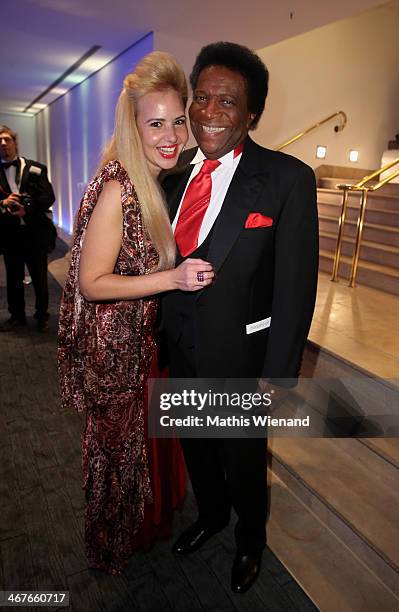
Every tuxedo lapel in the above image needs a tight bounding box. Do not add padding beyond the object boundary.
[167,166,192,222]
[164,140,269,272]
[19,158,29,192]
[0,157,27,195]
[0,166,11,196]
[207,138,270,273]
[164,147,199,221]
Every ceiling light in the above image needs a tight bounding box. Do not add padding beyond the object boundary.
[23,45,101,113]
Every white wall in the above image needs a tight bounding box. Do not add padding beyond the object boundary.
[255,4,399,170]
[36,33,154,234]
[0,112,37,160]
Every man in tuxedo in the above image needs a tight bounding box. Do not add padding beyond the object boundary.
[162,42,318,593]
[0,125,56,332]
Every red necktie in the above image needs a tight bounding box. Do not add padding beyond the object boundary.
[174,158,221,257]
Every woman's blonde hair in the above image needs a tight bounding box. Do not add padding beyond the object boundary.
[99,51,188,270]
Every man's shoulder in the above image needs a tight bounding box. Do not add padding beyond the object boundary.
[23,158,48,173]
[159,147,196,188]
[178,147,197,166]
[162,147,196,176]
[245,138,313,177]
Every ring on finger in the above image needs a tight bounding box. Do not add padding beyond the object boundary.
[197,271,204,282]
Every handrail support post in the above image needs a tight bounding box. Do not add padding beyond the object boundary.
[331,186,349,282]
[349,188,368,288]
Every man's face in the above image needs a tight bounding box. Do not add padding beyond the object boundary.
[0,132,17,161]
[189,65,255,160]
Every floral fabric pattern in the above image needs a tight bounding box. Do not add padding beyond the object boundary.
[58,160,158,574]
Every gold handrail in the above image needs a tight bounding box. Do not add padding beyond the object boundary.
[356,156,399,188]
[276,111,347,151]
[331,157,399,287]
[372,167,399,191]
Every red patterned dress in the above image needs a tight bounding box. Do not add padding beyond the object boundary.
[58,160,186,574]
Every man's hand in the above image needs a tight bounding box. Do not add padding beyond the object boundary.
[1,193,20,208]
[2,194,26,217]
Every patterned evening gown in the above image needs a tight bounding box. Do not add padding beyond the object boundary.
[58,160,186,575]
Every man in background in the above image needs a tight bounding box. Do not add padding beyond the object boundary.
[0,124,56,332]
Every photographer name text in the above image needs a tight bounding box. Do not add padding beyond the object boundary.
[159,415,310,428]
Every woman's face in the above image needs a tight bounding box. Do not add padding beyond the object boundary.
[136,88,188,176]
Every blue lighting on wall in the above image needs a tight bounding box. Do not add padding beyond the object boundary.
[43,32,154,237]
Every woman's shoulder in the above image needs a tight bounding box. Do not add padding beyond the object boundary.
[100,159,129,183]
[81,160,136,215]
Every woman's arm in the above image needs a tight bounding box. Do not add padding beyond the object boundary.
[79,180,213,301]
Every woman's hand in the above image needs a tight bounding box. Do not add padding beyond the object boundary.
[79,182,214,301]
[171,258,214,291]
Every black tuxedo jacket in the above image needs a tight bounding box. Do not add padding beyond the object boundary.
[162,137,319,381]
[0,157,56,251]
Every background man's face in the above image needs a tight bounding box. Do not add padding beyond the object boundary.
[189,65,255,160]
[0,132,17,161]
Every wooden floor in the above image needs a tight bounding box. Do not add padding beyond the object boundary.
[0,241,318,612]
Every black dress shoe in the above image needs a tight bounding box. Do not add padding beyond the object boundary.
[231,551,262,594]
[172,521,224,555]
[0,317,27,332]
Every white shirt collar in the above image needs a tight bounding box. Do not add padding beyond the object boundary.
[190,147,240,168]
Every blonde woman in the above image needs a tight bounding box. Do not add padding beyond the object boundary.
[58,52,214,575]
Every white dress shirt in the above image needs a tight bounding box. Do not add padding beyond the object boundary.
[1,157,26,221]
[172,147,242,247]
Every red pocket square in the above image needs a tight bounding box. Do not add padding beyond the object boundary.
[245,212,273,229]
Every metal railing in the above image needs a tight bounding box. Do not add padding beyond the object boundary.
[276,111,347,151]
[331,156,399,287]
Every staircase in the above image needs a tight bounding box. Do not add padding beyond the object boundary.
[267,344,399,612]
[317,175,399,295]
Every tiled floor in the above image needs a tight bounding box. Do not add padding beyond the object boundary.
[310,272,399,381]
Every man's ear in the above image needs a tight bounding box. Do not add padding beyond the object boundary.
[247,113,256,129]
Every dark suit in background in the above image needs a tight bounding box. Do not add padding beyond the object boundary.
[0,158,56,324]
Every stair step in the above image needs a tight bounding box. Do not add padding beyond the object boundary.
[268,470,399,611]
[319,216,399,248]
[360,439,399,469]
[317,201,399,227]
[317,198,399,214]
[307,306,399,382]
[319,251,399,295]
[272,437,399,571]
[319,231,399,268]
[269,438,399,593]
[317,180,399,293]
[317,187,399,212]
[268,346,399,606]
[319,215,399,234]
[320,230,399,254]
[320,249,399,277]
